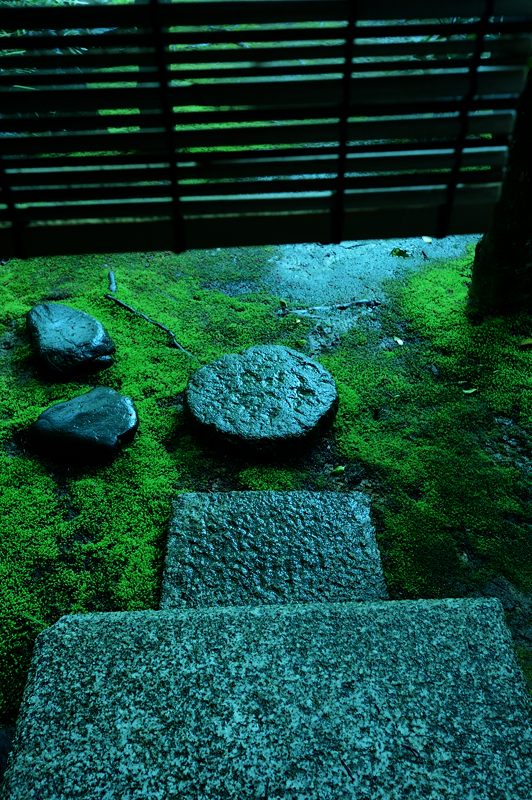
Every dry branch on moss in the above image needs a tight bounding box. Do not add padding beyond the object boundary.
[104,293,196,359]
[277,298,382,317]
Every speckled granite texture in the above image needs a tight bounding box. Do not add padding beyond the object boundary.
[161,491,387,607]
[2,599,530,800]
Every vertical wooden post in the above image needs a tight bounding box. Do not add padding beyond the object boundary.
[329,1,358,244]
[437,0,495,238]
[468,68,532,316]
[149,0,186,253]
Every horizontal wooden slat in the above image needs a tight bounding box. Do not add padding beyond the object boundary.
[2,141,508,180]
[5,165,172,189]
[3,96,516,147]
[0,197,499,258]
[181,68,528,108]
[3,96,514,170]
[150,148,511,181]
[2,35,531,72]
[4,53,530,90]
[1,68,526,115]
[4,19,532,54]
[4,162,504,194]
[0,116,510,155]
[1,131,169,157]
[0,112,162,134]
[1,1,530,30]
[8,169,504,206]
[5,181,501,224]
[0,111,517,145]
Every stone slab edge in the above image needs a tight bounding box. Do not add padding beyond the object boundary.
[2,599,531,800]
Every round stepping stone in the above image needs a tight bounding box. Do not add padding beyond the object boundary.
[185,344,338,448]
[31,387,138,460]
[27,303,115,374]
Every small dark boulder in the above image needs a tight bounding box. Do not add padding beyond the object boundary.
[27,303,115,374]
[185,344,338,450]
[31,387,138,460]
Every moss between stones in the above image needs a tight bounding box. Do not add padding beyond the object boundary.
[0,248,313,720]
[238,465,306,491]
[0,245,530,720]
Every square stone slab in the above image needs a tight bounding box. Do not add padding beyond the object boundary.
[3,600,530,800]
[161,491,387,608]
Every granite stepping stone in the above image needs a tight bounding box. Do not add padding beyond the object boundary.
[31,387,138,459]
[27,302,115,374]
[184,345,338,449]
[2,599,530,800]
[162,491,387,608]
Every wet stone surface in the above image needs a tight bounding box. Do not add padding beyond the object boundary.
[3,599,531,800]
[31,387,138,460]
[162,491,388,608]
[27,303,115,375]
[185,345,338,449]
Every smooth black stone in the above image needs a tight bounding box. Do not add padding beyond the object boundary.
[27,303,115,375]
[185,345,338,449]
[31,387,138,460]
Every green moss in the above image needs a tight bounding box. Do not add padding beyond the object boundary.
[238,465,306,491]
[0,246,307,720]
[321,250,531,599]
[515,646,532,698]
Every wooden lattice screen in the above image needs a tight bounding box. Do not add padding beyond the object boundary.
[1,0,531,257]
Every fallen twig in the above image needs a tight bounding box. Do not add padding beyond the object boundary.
[104,294,196,359]
[278,298,382,316]
[403,744,422,761]
[339,756,355,783]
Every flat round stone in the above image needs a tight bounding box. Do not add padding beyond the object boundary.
[31,387,138,460]
[185,345,338,447]
[27,303,115,375]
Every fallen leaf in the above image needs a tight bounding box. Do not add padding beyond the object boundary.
[422,235,433,244]
[393,337,404,346]
[331,465,346,475]
[462,388,478,394]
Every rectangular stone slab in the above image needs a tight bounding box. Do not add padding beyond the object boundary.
[3,599,531,800]
[161,491,387,608]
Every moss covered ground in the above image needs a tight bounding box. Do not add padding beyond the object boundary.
[0,244,530,722]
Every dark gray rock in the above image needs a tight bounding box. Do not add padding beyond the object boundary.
[31,387,138,459]
[27,303,115,374]
[185,345,338,448]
